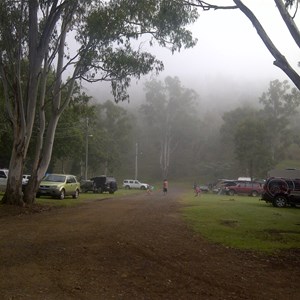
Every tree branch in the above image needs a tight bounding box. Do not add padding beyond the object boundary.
[275,0,300,48]
[180,0,237,10]
[233,0,300,90]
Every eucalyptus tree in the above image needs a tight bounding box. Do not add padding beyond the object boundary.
[221,79,300,177]
[183,0,300,90]
[220,106,259,177]
[259,79,300,161]
[221,106,259,148]
[50,90,92,174]
[234,118,272,179]
[0,0,198,205]
[140,76,200,178]
[87,100,134,176]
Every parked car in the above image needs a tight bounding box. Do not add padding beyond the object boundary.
[0,169,8,192]
[212,180,237,194]
[80,180,94,193]
[123,179,149,190]
[225,181,263,197]
[37,174,80,200]
[199,185,209,192]
[261,177,300,207]
[89,176,118,194]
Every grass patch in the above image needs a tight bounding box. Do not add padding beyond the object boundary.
[0,188,144,209]
[181,191,300,252]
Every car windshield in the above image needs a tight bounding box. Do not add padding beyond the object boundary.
[43,174,66,182]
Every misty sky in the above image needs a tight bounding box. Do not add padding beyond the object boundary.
[88,1,300,110]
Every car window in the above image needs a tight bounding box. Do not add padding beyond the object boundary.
[0,171,7,178]
[44,174,66,182]
[67,176,76,183]
[294,180,300,190]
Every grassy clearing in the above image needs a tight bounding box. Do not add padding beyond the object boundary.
[36,188,145,207]
[0,188,144,209]
[181,191,300,253]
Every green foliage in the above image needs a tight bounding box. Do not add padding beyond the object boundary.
[182,192,300,252]
[74,0,198,102]
[140,76,201,178]
[234,118,273,178]
[220,106,261,177]
[274,159,300,170]
[87,100,134,176]
[221,106,258,145]
[260,79,300,161]
[220,79,300,179]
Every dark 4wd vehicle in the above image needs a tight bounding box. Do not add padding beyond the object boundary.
[81,176,117,194]
[225,181,263,197]
[261,177,300,207]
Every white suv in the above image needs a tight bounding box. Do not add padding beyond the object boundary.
[0,169,8,192]
[123,179,149,190]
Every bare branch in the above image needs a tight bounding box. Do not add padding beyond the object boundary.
[180,0,237,10]
[275,0,300,48]
[233,0,300,90]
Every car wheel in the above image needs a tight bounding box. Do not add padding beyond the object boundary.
[59,189,65,200]
[273,195,287,208]
[228,190,235,196]
[36,193,41,198]
[140,186,146,190]
[72,189,79,199]
[125,185,130,189]
[251,190,258,197]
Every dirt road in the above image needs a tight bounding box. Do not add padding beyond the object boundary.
[0,187,299,299]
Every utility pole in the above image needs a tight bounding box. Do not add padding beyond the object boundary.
[85,118,89,180]
[135,142,138,180]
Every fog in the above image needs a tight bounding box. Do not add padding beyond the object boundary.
[86,1,299,113]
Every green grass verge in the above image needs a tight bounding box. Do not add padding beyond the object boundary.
[0,188,144,209]
[181,191,300,253]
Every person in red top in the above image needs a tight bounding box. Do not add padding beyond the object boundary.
[163,179,168,195]
[194,185,201,197]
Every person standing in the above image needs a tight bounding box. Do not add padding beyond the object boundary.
[163,179,168,195]
[194,185,201,197]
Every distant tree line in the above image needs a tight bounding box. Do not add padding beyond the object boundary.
[1,76,300,185]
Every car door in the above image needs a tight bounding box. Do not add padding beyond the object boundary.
[131,180,138,189]
[243,182,253,194]
[65,176,76,195]
[291,180,300,203]
[235,182,246,194]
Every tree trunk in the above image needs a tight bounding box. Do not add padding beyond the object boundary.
[23,115,60,204]
[1,138,25,206]
[23,12,76,204]
[160,133,171,179]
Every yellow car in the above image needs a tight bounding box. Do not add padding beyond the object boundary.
[37,174,80,200]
